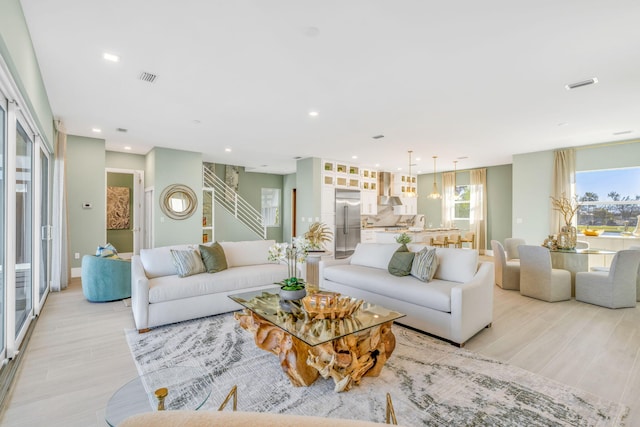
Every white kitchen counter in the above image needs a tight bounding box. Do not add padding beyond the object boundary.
[365,228,460,244]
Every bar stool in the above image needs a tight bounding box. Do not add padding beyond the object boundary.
[459,232,475,249]
[448,233,462,248]
[430,235,448,247]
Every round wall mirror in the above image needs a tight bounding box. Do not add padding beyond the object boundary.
[160,184,198,220]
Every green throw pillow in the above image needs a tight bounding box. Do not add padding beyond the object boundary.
[199,243,228,273]
[410,247,438,282]
[388,244,414,277]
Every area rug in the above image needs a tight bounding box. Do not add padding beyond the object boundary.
[125,313,628,426]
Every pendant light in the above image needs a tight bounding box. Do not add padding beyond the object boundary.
[428,156,442,199]
[404,150,417,198]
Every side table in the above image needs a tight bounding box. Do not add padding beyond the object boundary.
[105,366,213,426]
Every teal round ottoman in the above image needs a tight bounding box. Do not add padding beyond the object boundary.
[81,255,132,302]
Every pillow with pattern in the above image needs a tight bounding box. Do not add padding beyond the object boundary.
[170,249,206,278]
[411,246,438,282]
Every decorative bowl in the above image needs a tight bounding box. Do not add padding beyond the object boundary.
[582,229,604,236]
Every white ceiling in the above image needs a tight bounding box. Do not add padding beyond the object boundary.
[19,0,640,175]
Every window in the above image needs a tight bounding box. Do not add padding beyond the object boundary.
[576,168,640,234]
[261,188,280,227]
[454,185,470,220]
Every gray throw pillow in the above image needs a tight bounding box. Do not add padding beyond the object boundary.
[410,247,438,282]
[170,249,206,278]
[388,244,414,277]
[199,243,228,273]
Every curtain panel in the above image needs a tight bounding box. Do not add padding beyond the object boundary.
[51,123,70,291]
[470,168,487,254]
[442,171,456,227]
[552,149,576,232]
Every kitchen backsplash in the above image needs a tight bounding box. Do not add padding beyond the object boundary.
[362,205,415,227]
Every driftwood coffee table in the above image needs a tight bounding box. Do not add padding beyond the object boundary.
[229,289,405,392]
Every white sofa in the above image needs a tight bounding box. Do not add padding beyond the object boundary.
[320,243,494,346]
[131,240,288,331]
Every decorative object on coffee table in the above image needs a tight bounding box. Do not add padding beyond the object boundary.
[268,237,311,298]
[301,292,363,321]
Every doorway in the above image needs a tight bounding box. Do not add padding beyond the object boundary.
[105,168,144,256]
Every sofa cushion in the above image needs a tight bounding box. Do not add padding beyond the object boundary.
[199,243,228,273]
[433,248,478,283]
[170,249,206,278]
[219,240,275,267]
[148,264,288,303]
[140,244,193,278]
[411,246,438,282]
[350,243,401,270]
[323,264,454,312]
[388,245,414,277]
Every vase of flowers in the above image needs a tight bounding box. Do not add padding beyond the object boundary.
[268,237,311,300]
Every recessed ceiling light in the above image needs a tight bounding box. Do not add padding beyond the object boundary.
[103,52,120,62]
[565,77,598,90]
[309,111,319,117]
[375,163,380,167]
[225,148,232,152]
[92,128,101,133]
[416,157,421,161]
[124,146,132,151]
[397,167,402,171]
[352,155,358,159]
[457,156,469,160]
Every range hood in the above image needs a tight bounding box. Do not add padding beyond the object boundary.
[377,172,402,206]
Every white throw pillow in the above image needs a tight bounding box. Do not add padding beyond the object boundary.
[434,248,478,283]
[219,240,275,267]
[410,247,438,282]
[350,243,402,270]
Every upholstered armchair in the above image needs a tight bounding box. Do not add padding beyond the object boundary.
[590,245,640,301]
[518,245,571,302]
[504,238,526,261]
[576,250,640,308]
[490,240,520,290]
[81,255,131,302]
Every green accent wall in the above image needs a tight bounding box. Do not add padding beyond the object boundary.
[106,151,146,171]
[486,164,513,251]
[66,135,106,268]
[0,0,54,148]
[295,158,322,237]
[106,172,134,253]
[150,147,202,247]
[417,172,444,227]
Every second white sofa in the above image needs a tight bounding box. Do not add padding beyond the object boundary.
[131,240,288,331]
[320,243,494,346]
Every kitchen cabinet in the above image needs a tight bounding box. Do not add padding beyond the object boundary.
[392,173,417,197]
[393,196,417,215]
[360,192,378,215]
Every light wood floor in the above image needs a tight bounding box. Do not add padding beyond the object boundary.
[1,275,639,427]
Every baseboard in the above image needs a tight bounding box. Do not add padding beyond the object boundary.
[71,267,81,278]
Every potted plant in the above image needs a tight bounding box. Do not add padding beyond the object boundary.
[268,236,310,300]
[395,232,412,245]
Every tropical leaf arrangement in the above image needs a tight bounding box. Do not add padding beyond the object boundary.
[304,222,333,250]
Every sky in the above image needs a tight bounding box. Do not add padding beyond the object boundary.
[576,168,640,201]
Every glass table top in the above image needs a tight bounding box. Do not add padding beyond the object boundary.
[105,366,213,427]
[549,248,616,254]
[229,287,405,347]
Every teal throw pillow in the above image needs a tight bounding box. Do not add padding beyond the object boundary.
[170,249,206,278]
[410,247,438,282]
[388,244,414,277]
[199,243,228,273]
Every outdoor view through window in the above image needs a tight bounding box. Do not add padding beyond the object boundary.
[576,167,640,234]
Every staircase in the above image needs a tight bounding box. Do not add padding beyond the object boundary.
[202,166,266,239]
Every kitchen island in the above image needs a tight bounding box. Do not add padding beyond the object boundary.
[363,227,461,244]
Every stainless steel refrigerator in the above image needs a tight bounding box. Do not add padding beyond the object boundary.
[335,189,361,259]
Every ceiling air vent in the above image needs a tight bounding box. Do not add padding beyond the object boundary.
[565,78,598,90]
[372,134,384,139]
[139,71,158,83]
[116,128,128,133]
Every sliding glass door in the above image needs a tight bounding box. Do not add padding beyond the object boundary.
[0,95,6,359]
[38,146,51,308]
[15,121,33,338]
